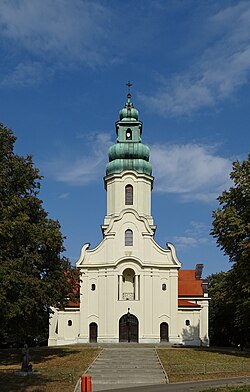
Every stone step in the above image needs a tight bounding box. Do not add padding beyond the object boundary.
[84,347,167,388]
[88,373,165,379]
[89,361,163,368]
[93,359,158,364]
[95,356,157,361]
[96,352,157,356]
[101,350,156,352]
[88,369,164,375]
[96,356,157,358]
[92,379,166,384]
[87,377,166,384]
[91,375,165,381]
[89,364,161,369]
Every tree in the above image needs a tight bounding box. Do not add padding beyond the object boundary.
[211,155,250,346]
[208,272,236,346]
[0,124,78,344]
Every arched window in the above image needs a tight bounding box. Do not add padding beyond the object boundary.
[91,284,96,291]
[68,320,72,326]
[126,128,132,140]
[162,283,167,291]
[186,320,190,326]
[125,229,133,246]
[125,185,133,205]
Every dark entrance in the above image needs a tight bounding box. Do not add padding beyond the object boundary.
[160,322,169,342]
[119,312,138,342]
[89,322,98,343]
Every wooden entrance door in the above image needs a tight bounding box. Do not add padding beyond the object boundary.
[89,322,98,343]
[160,322,169,342]
[119,314,138,342]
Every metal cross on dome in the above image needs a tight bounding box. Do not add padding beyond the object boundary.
[126,81,132,93]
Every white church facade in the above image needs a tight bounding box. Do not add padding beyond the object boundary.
[48,91,209,346]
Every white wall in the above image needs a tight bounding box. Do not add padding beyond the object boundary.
[48,170,209,347]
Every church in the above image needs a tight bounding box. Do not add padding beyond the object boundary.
[48,90,209,346]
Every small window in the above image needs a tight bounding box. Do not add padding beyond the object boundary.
[68,320,72,326]
[126,128,132,140]
[125,229,133,246]
[125,185,133,205]
[91,284,96,291]
[185,320,190,326]
[162,283,166,291]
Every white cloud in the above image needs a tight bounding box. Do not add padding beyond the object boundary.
[151,143,232,201]
[48,138,232,199]
[0,0,114,78]
[1,61,54,87]
[172,236,209,249]
[186,221,209,236]
[58,192,70,200]
[47,138,233,204]
[45,132,112,186]
[139,1,250,116]
[172,221,210,249]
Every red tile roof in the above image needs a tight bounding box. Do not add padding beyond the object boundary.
[65,300,80,308]
[178,299,201,308]
[178,270,204,297]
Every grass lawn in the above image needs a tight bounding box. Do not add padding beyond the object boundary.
[157,347,250,383]
[0,345,101,392]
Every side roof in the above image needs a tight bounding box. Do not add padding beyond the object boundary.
[178,270,204,297]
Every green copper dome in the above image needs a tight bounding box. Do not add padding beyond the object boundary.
[106,92,152,177]
[106,159,152,176]
[108,143,150,161]
[119,93,139,121]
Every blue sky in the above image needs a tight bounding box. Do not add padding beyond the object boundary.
[0,0,249,277]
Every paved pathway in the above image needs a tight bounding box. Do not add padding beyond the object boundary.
[92,376,250,392]
[84,347,167,391]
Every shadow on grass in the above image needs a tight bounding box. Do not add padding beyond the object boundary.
[0,370,51,392]
[193,347,250,359]
[0,345,100,392]
[0,346,86,366]
[0,371,77,392]
[0,366,78,392]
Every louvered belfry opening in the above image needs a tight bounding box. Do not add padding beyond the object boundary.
[125,185,133,205]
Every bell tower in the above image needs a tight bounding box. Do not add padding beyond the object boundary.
[103,85,155,231]
[49,84,209,348]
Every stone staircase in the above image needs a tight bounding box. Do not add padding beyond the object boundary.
[84,347,167,391]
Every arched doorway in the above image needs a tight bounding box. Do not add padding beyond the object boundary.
[160,322,169,342]
[119,313,138,342]
[89,322,98,343]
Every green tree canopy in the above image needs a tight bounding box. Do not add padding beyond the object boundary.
[0,124,78,344]
[211,155,250,346]
[208,272,235,346]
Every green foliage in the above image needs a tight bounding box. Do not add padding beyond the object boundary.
[208,272,235,346]
[211,155,250,346]
[212,156,250,266]
[0,124,78,344]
